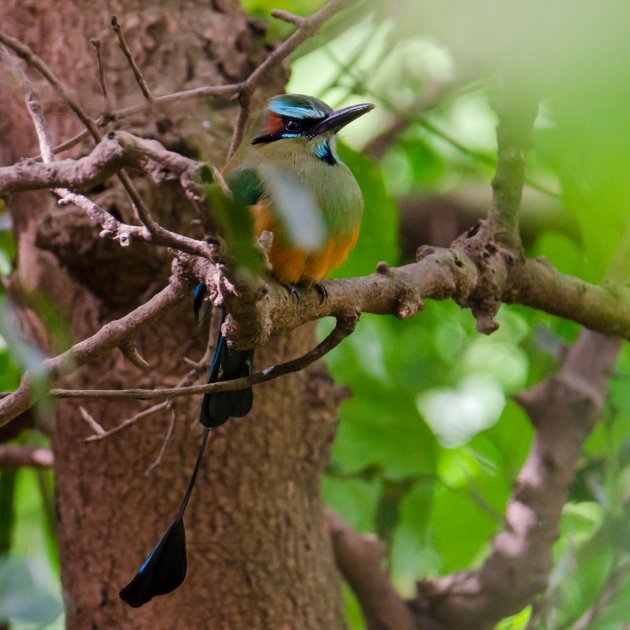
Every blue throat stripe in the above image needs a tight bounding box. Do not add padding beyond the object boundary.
[316,138,339,165]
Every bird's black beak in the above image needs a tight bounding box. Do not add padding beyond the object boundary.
[314,103,374,135]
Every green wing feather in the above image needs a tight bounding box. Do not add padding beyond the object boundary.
[224,166,265,207]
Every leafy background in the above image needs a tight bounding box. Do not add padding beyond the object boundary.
[3,0,630,628]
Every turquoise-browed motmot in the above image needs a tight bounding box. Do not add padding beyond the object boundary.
[120,94,374,607]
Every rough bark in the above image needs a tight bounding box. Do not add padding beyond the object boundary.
[1,1,346,627]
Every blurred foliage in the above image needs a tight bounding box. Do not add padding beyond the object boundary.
[2,0,630,628]
[284,0,630,628]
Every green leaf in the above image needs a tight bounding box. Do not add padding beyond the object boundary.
[321,476,382,533]
[390,479,436,589]
[428,485,497,574]
[203,184,263,274]
[258,163,326,252]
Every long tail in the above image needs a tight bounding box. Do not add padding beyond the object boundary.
[119,428,210,607]
[120,285,254,607]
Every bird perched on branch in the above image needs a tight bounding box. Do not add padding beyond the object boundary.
[120,93,374,607]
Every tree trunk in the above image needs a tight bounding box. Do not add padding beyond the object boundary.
[1,1,346,627]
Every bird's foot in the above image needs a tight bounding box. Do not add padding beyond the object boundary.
[313,282,328,304]
[283,283,300,302]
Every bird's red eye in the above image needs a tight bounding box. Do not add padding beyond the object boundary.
[284,119,301,133]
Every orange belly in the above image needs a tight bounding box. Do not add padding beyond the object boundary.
[252,202,359,285]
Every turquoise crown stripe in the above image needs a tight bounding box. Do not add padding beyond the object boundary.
[268,94,332,120]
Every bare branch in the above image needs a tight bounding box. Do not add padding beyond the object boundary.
[52,313,359,402]
[417,330,622,629]
[0,131,201,194]
[79,406,105,436]
[271,9,306,26]
[0,276,189,428]
[86,401,169,442]
[226,92,252,161]
[111,16,154,102]
[0,445,54,468]
[486,80,539,248]
[145,406,176,474]
[0,130,213,257]
[90,38,113,116]
[0,43,54,162]
[327,510,415,630]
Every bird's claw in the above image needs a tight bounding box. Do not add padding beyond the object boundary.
[283,283,300,302]
[314,282,328,304]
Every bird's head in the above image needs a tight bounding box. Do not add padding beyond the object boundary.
[251,94,374,163]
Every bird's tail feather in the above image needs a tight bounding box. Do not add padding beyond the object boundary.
[120,286,254,607]
[119,428,209,607]
[199,310,253,428]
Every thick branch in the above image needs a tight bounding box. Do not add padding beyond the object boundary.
[417,329,622,628]
[327,510,415,630]
[213,244,630,349]
[0,131,212,257]
[0,130,200,194]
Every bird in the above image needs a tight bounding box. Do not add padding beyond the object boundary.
[120,94,374,607]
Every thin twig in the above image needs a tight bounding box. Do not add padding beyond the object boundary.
[0,278,188,428]
[83,335,212,443]
[82,347,209,443]
[145,406,176,474]
[90,38,113,115]
[25,0,360,161]
[111,16,154,102]
[226,92,252,160]
[56,313,358,402]
[487,79,540,248]
[79,406,106,435]
[86,401,169,442]
[271,9,306,26]
[0,32,100,141]
[0,445,54,468]
[0,44,54,162]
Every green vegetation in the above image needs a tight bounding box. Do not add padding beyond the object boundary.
[3,0,630,627]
